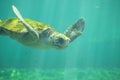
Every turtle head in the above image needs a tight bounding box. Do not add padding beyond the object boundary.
[49,33,70,49]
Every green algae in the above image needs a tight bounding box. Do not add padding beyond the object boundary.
[0,68,120,80]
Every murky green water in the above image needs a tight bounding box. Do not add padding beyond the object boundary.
[0,0,120,80]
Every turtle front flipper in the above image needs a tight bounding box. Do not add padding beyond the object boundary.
[64,18,85,43]
[12,5,39,40]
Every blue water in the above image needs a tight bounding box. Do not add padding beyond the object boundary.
[0,0,120,80]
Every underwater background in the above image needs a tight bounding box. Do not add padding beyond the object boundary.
[0,0,120,80]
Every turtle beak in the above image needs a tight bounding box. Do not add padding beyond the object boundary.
[64,38,70,46]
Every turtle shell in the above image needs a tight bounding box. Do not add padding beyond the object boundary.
[0,18,53,33]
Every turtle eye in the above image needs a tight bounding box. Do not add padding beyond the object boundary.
[58,37,64,44]
[54,37,64,45]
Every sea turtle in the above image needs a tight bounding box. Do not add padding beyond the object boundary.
[0,5,85,49]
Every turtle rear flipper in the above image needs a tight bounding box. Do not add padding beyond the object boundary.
[0,27,7,35]
[0,20,8,35]
[64,18,85,42]
[12,5,39,40]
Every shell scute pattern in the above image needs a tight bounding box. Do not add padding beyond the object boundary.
[0,18,53,33]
